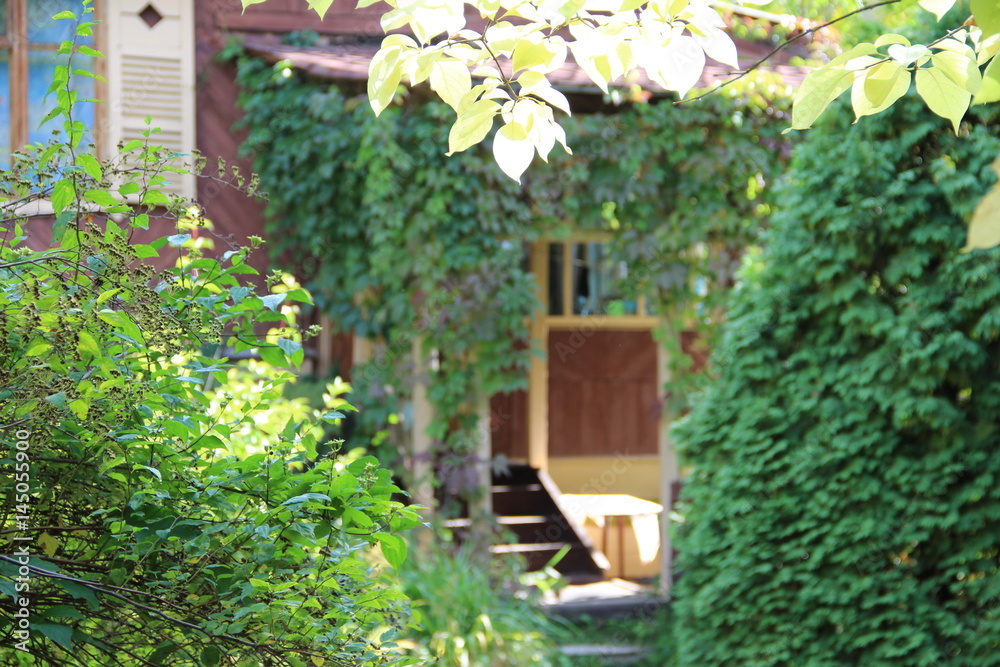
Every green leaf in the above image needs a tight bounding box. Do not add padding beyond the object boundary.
[34,622,74,650]
[343,507,373,529]
[68,399,89,419]
[375,532,407,570]
[915,66,971,132]
[973,0,1000,37]
[276,337,302,358]
[930,44,981,93]
[77,44,104,58]
[513,37,561,74]
[142,189,171,205]
[447,98,499,155]
[84,189,118,207]
[46,391,68,409]
[258,345,287,367]
[77,330,100,357]
[77,153,102,180]
[200,645,222,667]
[260,293,286,311]
[282,493,331,506]
[51,179,75,212]
[26,340,52,357]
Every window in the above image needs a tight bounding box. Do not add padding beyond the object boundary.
[0,0,97,160]
[546,241,649,317]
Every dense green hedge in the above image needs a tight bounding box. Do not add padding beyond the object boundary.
[672,96,1000,665]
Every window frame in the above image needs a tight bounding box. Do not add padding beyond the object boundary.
[0,0,105,161]
[539,237,659,329]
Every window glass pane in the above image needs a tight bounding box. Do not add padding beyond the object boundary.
[28,0,89,44]
[547,243,564,316]
[571,243,637,316]
[0,50,9,159]
[0,1,8,37]
[28,50,93,148]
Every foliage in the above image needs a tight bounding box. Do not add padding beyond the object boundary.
[394,533,569,666]
[0,8,418,666]
[238,0,1000,182]
[672,93,1000,665]
[232,48,792,480]
[205,358,355,459]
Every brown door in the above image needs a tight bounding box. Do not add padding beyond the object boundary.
[547,330,659,457]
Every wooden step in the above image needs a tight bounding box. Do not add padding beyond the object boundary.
[492,487,559,516]
[490,542,570,554]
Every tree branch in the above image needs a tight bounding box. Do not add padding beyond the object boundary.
[681,0,904,104]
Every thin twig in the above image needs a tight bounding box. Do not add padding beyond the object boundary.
[681,0,904,104]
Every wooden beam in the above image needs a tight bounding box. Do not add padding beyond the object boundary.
[528,242,549,471]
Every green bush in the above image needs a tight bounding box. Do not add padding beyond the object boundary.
[0,8,417,665]
[672,95,1000,665]
[396,534,569,666]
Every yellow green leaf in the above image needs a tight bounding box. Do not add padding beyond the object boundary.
[39,533,59,558]
[792,65,855,130]
[918,0,958,20]
[306,0,334,18]
[367,46,406,116]
[26,340,52,357]
[68,399,89,419]
[930,44,981,93]
[861,60,907,111]
[429,59,472,111]
[965,157,1000,251]
[447,98,499,155]
[915,66,971,133]
[875,33,910,48]
[973,55,1000,104]
[78,330,100,357]
[493,122,534,182]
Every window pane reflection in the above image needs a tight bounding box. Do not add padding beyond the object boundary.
[28,51,93,148]
[572,243,636,316]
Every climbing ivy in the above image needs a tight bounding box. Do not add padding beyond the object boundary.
[232,43,793,496]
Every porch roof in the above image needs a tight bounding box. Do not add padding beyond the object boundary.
[241,38,810,94]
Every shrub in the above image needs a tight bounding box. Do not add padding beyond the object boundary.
[396,534,569,666]
[0,8,417,665]
[672,95,1000,665]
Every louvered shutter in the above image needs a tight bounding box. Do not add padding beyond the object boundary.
[105,0,195,199]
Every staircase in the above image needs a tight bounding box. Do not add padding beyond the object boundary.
[447,464,609,582]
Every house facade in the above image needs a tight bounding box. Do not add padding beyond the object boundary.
[8,0,807,587]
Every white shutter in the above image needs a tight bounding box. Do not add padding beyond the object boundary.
[105,0,196,199]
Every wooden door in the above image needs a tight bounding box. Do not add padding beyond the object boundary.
[547,330,659,457]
